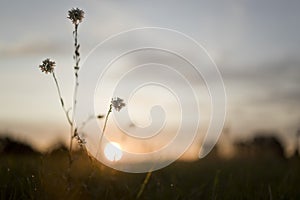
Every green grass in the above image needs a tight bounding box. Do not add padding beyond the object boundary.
[1,149,300,200]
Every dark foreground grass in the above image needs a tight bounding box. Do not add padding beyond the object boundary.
[1,149,300,200]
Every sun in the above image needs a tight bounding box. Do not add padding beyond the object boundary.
[104,142,123,162]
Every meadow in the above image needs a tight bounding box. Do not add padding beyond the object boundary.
[1,4,300,200]
[1,138,300,200]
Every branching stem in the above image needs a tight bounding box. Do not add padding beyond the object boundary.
[52,72,72,126]
[70,23,80,156]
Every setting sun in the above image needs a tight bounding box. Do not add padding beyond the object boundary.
[104,142,123,162]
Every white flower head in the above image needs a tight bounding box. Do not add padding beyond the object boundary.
[68,8,85,25]
[111,97,126,112]
[39,58,56,74]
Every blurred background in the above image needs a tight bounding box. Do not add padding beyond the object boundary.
[0,1,300,157]
[1,1,300,199]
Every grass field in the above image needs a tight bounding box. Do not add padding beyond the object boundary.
[1,145,300,200]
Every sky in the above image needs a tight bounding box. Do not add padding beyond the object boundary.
[0,1,300,157]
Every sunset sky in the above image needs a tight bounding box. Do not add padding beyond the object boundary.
[0,1,299,156]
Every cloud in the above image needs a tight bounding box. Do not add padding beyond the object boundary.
[0,40,67,58]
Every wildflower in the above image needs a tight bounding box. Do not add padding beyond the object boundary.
[39,58,56,74]
[68,8,84,25]
[111,97,126,112]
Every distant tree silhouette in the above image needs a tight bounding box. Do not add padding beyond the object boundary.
[293,129,300,157]
[0,136,39,155]
[234,133,285,159]
[47,142,69,155]
[252,135,285,158]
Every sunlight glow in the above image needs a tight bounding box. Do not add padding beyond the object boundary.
[104,142,123,162]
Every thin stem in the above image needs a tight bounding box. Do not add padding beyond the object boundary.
[52,72,73,165]
[66,23,80,189]
[100,104,112,144]
[136,171,152,199]
[70,23,80,153]
[96,104,112,158]
[52,73,72,126]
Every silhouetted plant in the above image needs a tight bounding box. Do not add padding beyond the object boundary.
[38,8,126,164]
[38,8,86,164]
[37,7,131,195]
[68,8,85,156]
[96,98,126,157]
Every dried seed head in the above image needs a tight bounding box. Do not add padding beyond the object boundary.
[111,97,126,112]
[39,58,56,74]
[68,8,84,25]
